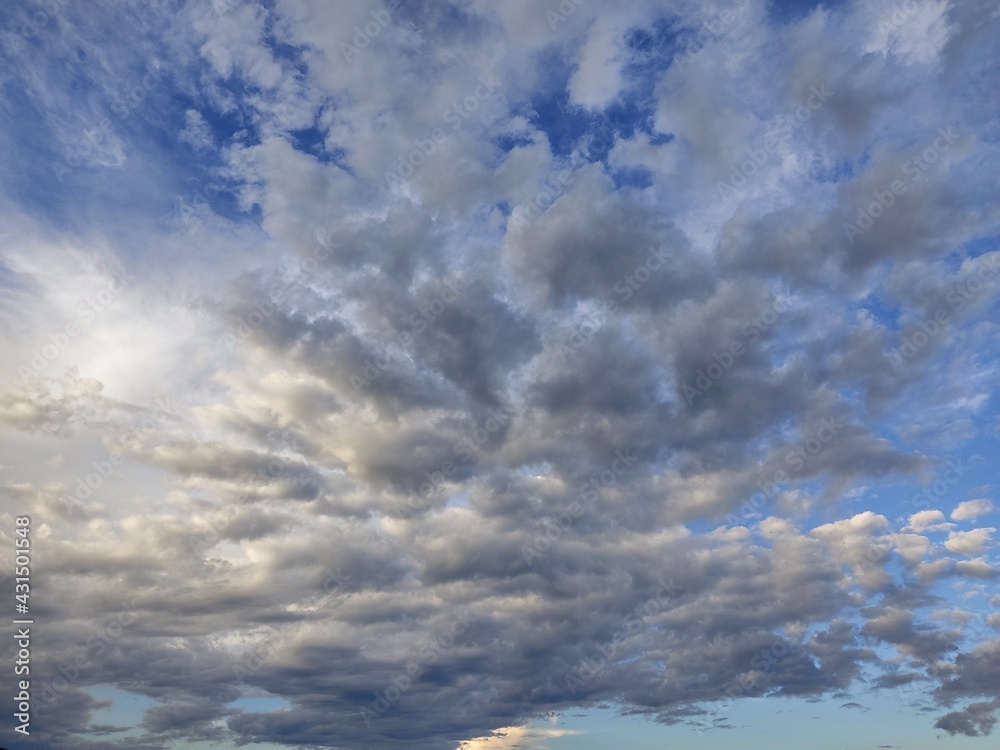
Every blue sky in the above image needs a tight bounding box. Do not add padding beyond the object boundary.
[0,1,999,749]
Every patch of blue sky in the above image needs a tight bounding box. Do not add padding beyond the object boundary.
[610,165,655,190]
[859,291,901,331]
[229,695,294,713]
[961,234,1000,263]
[492,132,536,153]
[80,684,156,738]
[766,0,852,25]
[527,18,681,164]
[808,157,855,183]
[621,17,679,74]
[287,124,352,170]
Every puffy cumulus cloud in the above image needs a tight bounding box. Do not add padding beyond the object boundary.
[952,498,996,521]
[907,509,949,531]
[811,512,892,593]
[934,641,1000,736]
[954,558,1000,580]
[935,699,1000,737]
[1,0,1000,748]
[945,528,996,555]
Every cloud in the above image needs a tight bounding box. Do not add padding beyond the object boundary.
[945,528,995,555]
[458,726,584,750]
[1,0,999,748]
[906,509,952,532]
[952,498,996,521]
[935,699,1000,737]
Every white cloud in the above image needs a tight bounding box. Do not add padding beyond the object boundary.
[907,509,953,532]
[179,109,214,151]
[953,498,996,521]
[945,528,996,555]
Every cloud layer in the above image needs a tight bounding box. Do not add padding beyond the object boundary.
[0,0,999,748]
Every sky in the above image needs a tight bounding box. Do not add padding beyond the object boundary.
[0,0,999,748]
